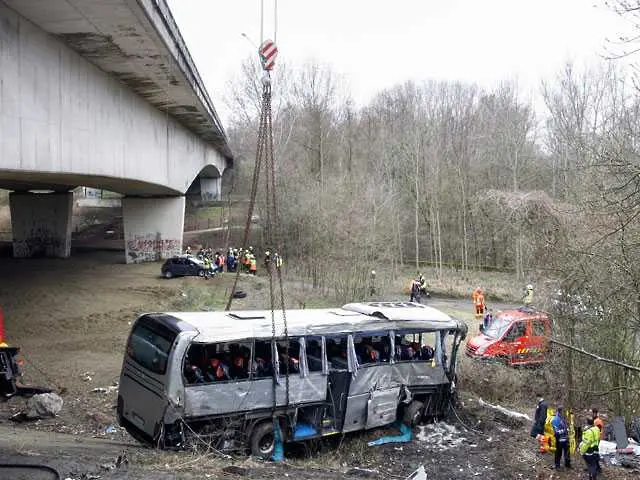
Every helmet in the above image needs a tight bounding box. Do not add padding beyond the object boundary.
[371,270,376,275]
[527,284,533,290]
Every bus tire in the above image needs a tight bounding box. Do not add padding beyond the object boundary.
[250,421,275,460]
[403,400,424,427]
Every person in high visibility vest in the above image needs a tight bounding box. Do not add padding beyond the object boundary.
[244,252,251,273]
[474,289,486,317]
[250,254,257,275]
[580,417,601,479]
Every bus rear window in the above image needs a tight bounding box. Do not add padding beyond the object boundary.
[127,320,176,375]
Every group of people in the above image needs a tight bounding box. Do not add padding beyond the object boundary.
[184,341,300,384]
[183,245,284,277]
[472,284,535,328]
[532,397,605,478]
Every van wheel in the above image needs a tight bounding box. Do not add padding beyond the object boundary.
[403,400,424,427]
[250,421,275,460]
[164,271,173,279]
[198,269,205,277]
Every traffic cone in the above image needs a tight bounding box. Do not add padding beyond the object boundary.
[0,306,6,347]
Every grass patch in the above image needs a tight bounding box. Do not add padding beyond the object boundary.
[393,265,524,303]
[168,272,342,312]
[187,206,224,221]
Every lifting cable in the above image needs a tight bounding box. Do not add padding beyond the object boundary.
[224,37,289,412]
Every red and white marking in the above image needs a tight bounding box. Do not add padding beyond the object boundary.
[259,39,278,71]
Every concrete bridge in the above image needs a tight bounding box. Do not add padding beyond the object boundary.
[0,0,233,262]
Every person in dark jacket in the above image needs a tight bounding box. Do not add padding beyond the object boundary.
[531,397,548,437]
[551,405,571,469]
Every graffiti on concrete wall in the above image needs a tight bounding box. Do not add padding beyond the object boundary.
[126,233,181,264]
[13,228,70,258]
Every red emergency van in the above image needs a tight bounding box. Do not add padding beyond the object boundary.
[465,307,551,366]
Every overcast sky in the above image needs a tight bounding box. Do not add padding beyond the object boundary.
[167,0,631,126]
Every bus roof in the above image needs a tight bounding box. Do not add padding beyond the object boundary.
[148,302,465,343]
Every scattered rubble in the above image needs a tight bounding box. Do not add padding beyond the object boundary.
[416,422,467,451]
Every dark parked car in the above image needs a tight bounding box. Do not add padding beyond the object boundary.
[161,255,209,279]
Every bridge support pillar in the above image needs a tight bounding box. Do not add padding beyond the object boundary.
[9,192,73,258]
[200,177,221,202]
[122,196,185,264]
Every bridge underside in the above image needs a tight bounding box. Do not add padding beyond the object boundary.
[2,169,219,263]
[0,170,180,196]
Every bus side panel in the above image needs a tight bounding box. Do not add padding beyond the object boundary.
[392,362,448,386]
[276,374,327,406]
[184,375,327,417]
[348,365,396,395]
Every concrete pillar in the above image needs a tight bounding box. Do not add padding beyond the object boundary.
[9,192,73,258]
[200,177,221,202]
[122,196,185,264]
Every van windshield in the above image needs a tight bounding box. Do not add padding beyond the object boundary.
[483,316,511,339]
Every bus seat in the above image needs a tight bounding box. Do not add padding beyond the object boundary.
[329,357,348,370]
[307,355,323,372]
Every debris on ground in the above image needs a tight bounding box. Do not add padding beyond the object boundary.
[26,392,63,419]
[367,422,412,446]
[100,449,129,471]
[406,465,427,480]
[345,467,378,477]
[416,422,467,451]
[91,385,117,394]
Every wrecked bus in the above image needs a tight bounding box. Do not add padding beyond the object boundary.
[117,302,467,458]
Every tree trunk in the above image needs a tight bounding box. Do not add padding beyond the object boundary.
[414,148,420,272]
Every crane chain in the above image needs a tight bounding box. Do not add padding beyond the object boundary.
[262,77,290,411]
[224,72,290,413]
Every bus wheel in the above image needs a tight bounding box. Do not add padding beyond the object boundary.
[250,421,275,460]
[403,400,424,427]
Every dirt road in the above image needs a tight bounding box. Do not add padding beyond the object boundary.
[0,251,625,479]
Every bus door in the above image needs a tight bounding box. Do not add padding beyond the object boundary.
[343,333,400,432]
[325,335,352,431]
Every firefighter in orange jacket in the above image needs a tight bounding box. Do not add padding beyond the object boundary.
[472,287,485,316]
